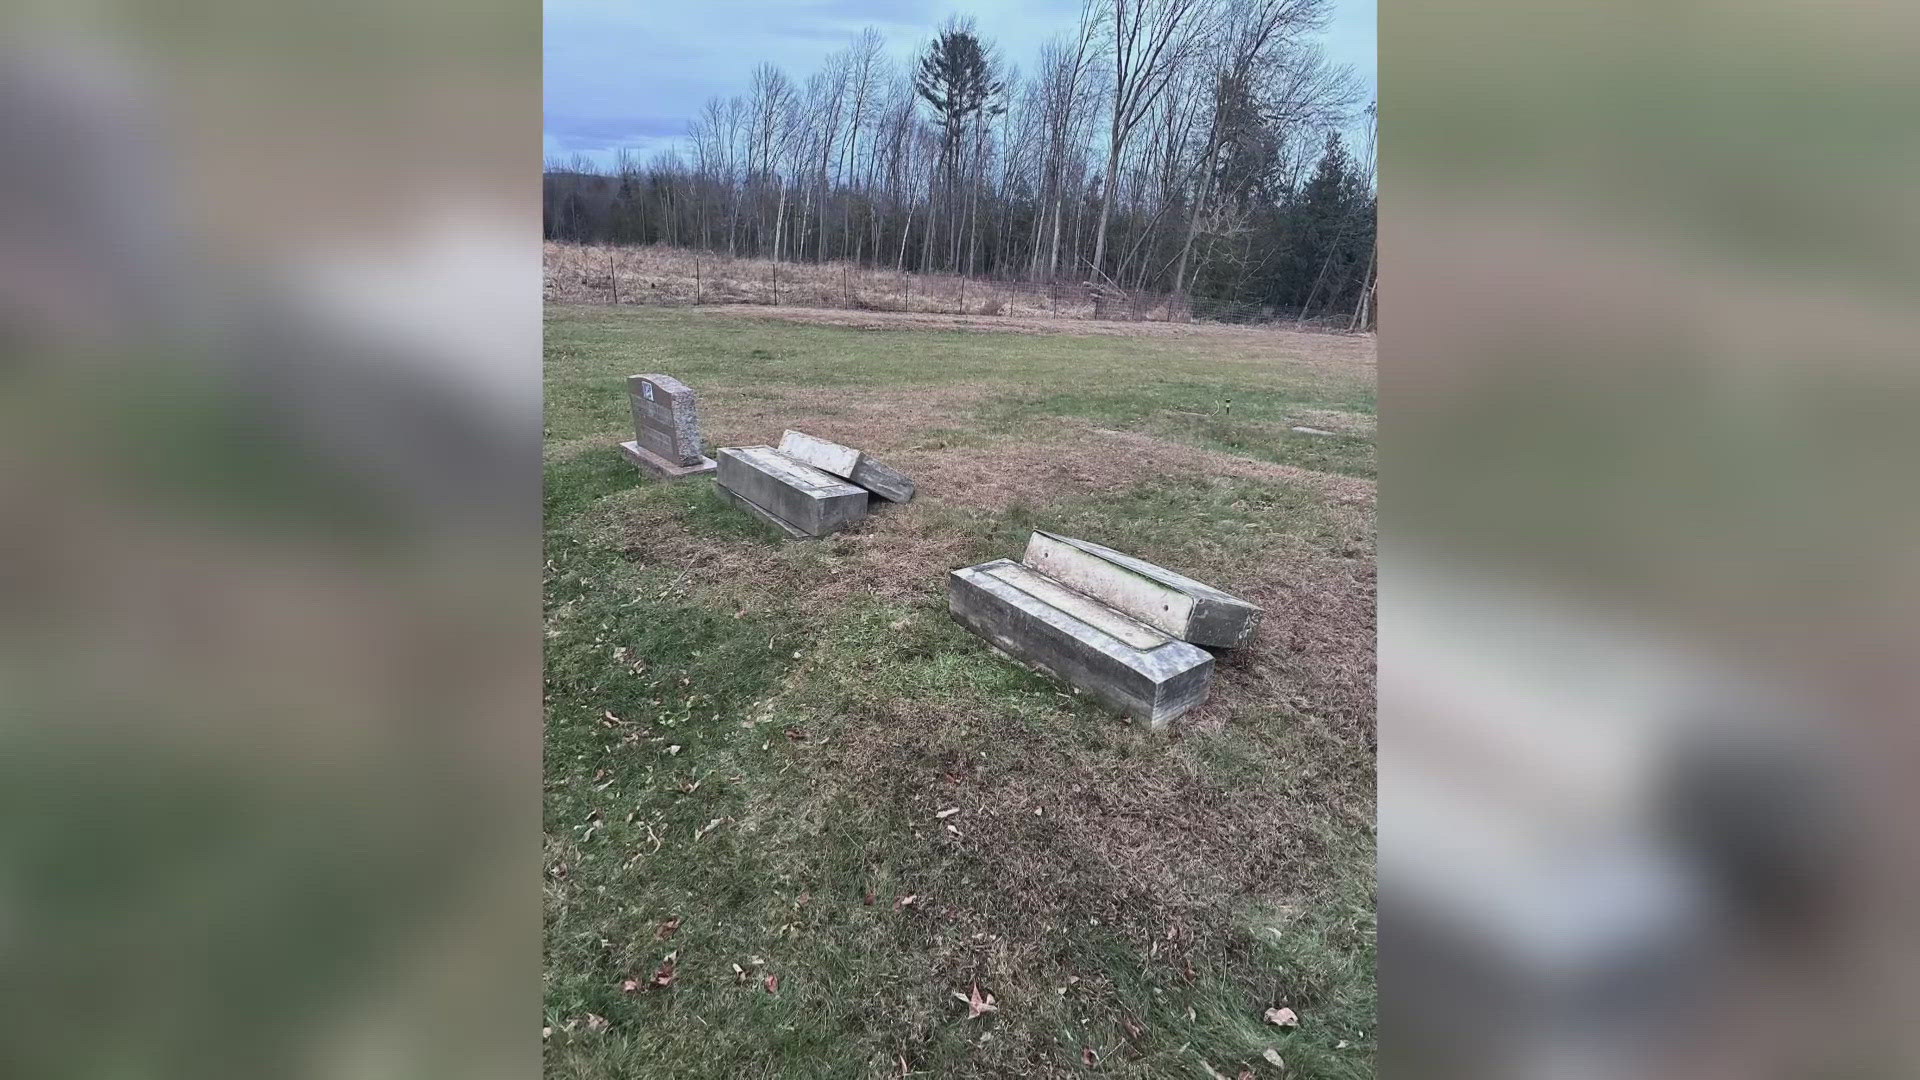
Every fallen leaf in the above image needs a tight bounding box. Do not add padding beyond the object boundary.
[784,727,807,741]
[795,891,811,907]
[649,952,677,988]
[694,817,725,841]
[1122,1014,1144,1040]
[894,894,918,910]
[897,1053,909,1076]
[1335,1041,1348,1050]
[666,744,682,756]
[951,982,999,1018]
[549,862,568,880]
[1082,1047,1098,1066]
[934,807,961,819]
[619,978,640,993]
[541,1026,552,1040]
[583,1013,609,1033]
[1263,1007,1298,1028]
[1237,1071,1255,1080]
[763,973,780,993]
[1263,1048,1285,1068]
[864,888,877,906]
[655,916,682,940]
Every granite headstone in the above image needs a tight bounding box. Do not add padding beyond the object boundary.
[620,374,717,478]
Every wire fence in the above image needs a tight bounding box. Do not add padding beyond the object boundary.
[546,244,1373,333]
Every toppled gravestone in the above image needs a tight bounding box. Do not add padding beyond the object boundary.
[620,374,717,478]
[777,430,915,504]
[947,532,1263,728]
[1022,530,1262,647]
[713,445,868,538]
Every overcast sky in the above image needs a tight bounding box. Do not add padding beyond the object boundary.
[544,0,1375,169]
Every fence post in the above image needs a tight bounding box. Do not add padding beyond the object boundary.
[694,258,700,305]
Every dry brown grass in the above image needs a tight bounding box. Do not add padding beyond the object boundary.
[544,241,1288,329]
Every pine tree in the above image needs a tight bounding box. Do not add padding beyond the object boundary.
[914,18,1003,271]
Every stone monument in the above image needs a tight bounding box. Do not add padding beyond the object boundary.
[777,429,915,503]
[947,531,1264,728]
[713,446,868,538]
[620,374,717,478]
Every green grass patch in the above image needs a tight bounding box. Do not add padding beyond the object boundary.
[546,306,1374,1078]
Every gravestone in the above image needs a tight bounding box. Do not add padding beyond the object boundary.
[948,559,1213,728]
[620,374,717,478]
[777,429,916,503]
[1022,531,1263,647]
[714,446,868,538]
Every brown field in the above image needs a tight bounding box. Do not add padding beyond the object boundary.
[544,241,1291,326]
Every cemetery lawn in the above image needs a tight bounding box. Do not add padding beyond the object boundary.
[544,305,1376,1079]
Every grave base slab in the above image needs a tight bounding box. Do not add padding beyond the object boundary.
[715,446,868,537]
[712,484,814,540]
[621,440,717,478]
[948,559,1212,728]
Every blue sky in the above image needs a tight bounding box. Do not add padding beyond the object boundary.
[544,0,1375,168]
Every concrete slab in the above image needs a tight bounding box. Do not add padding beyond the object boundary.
[847,457,915,503]
[776,429,916,503]
[715,446,868,537]
[949,559,1212,728]
[711,483,812,539]
[1022,531,1263,648]
[777,430,861,477]
[619,440,716,479]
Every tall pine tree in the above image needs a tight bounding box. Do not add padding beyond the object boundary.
[914,18,1003,272]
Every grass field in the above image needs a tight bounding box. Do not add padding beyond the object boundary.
[543,304,1377,1079]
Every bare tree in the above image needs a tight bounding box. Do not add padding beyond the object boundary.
[1089,0,1217,280]
[1173,0,1339,292]
[545,8,1369,318]
[840,28,887,262]
[747,63,793,257]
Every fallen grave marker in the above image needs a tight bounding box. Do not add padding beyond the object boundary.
[714,445,868,538]
[947,531,1264,727]
[778,429,915,503]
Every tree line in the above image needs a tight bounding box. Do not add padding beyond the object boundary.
[544,0,1375,321]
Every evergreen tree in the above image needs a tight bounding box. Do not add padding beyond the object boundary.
[914,18,1003,270]
[1277,132,1372,315]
